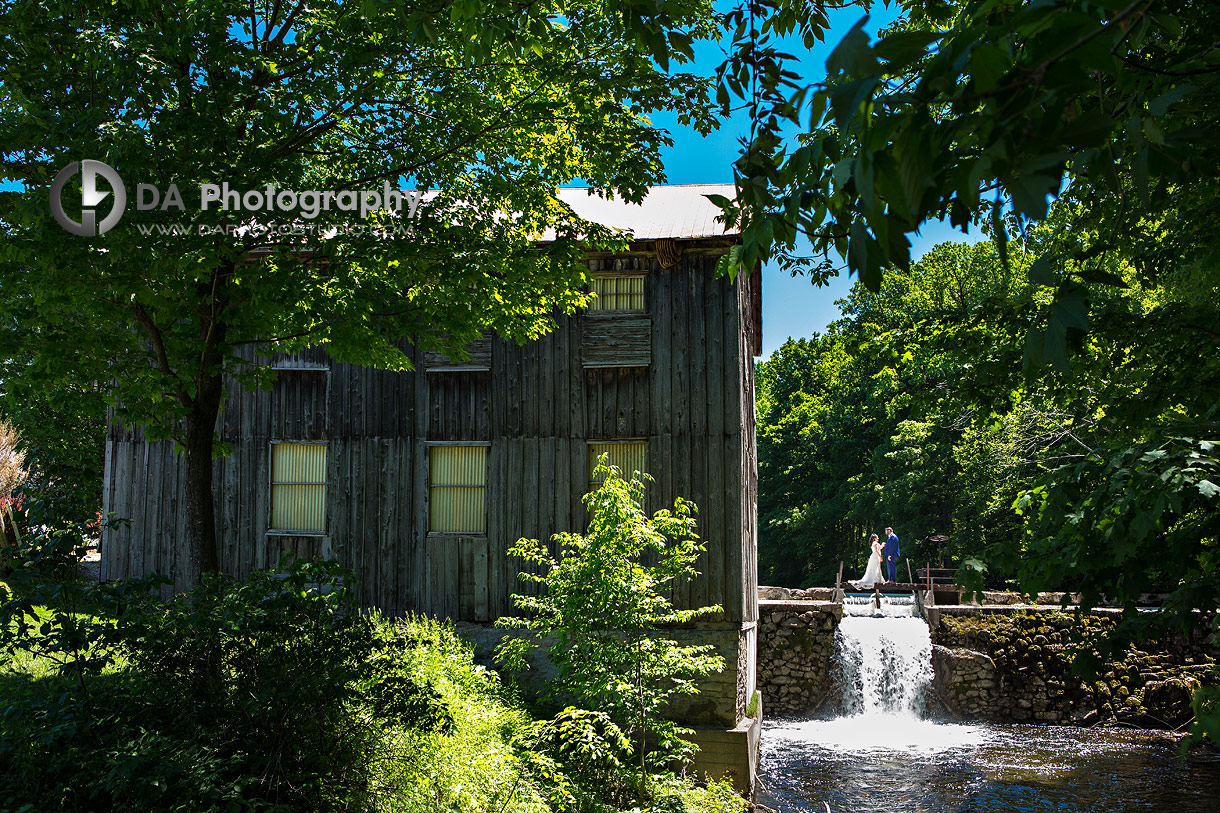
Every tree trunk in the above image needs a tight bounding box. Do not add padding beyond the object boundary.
[131,267,232,590]
[182,362,225,587]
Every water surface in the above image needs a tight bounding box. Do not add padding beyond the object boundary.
[757,597,1220,812]
[758,719,1220,813]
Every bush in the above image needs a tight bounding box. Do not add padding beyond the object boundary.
[3,517,92,581]
[117,559,381,809]
[497,457,725,778]
[0,559,386,811]
[0,560,748,813]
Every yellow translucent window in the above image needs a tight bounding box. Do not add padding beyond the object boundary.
[429,445,487,533]
[271,443,327,532]
[589,275,645,311]
[588,441,647,484]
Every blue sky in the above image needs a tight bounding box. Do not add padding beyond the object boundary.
[652,2,984,357]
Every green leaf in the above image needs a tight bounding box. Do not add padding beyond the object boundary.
[874,30,942,66]
[826,17,878,76]
[970,44,1009,94]
[1148,84,1195,117]
[1007,173,1058,219]
[829,77,879,131]
[1044,317,1069,372]
[1051,292,1089,331]
[1029,255,1057,286]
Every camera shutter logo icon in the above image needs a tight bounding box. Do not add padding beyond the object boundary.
[50,160,127,237]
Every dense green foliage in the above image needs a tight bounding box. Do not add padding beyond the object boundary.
[716,1,1218,305]
[0,317,108,528]
[0,556,744,812]
[757,239,1027,585]
[720,0,1220,739]
[498,458,725,783]
[758,229,1218,591]
[2,560,403,810]
[755,227,1218,737]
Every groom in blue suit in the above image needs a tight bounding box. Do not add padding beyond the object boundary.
[883,526,900,583]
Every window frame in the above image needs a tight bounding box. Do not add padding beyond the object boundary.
[426,441,490,536]
[267,440,329,536]
[586,439,648,487]
[588,272,646,314]
[269,348,330,370]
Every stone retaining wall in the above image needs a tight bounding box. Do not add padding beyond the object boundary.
[756,599,841,715]
[929,609,1217,727]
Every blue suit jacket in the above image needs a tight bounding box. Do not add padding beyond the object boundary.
[884,533,900,558]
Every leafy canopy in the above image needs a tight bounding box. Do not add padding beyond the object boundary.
[0,0,721,578]
[715,0,1219,366]
[0,0,720,435]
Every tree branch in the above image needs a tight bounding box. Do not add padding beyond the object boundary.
[129,303,194,410]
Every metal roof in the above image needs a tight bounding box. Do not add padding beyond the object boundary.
[553,184,738,240]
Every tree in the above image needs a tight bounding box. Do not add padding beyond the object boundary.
[0,0,719,585]
[0,309,108,525]
[754,228,1220,739]
[715,0,1219,362]
[496,457,725,776]
[719,0,1219,735]
[755,240,1035,585]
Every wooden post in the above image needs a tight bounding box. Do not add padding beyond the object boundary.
[837,560,844,593]
[906,559,914,586]
[926,561,933,607]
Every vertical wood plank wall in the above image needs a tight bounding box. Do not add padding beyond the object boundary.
[102,247,760,624]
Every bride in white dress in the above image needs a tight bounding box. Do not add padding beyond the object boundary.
[850,534,885,589]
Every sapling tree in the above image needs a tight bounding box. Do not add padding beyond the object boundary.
[497,456,725,778]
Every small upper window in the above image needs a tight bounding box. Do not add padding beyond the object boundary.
[271,348,329,370]
[589,274,644,312]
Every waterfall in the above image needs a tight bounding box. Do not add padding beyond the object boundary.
[766,593,980,752]
[833,610,933,719]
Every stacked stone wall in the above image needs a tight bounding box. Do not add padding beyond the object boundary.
[930,610,1217,727]
[756,600,841,715]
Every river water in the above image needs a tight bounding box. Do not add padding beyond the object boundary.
[756,596,1220,812]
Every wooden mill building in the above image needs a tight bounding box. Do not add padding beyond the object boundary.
[101,184,763,788]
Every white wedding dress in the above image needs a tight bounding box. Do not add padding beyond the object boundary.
[851,547,884,589]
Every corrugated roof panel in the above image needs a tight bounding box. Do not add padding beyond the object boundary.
[553,183,738,240]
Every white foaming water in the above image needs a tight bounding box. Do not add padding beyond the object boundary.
[842,592,918,618]
[836,613,933,717]
[767,596,982,753]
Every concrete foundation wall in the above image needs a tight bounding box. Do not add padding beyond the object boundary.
[453,620,761,792]
[455,621,754,727]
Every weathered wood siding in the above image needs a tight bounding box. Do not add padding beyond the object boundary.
[102,246,759,624]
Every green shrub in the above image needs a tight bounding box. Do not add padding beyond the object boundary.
[3,517,91,581]
[0,559,386,811]
[511,707,633,811]
[497,457,725,780]
[1,563,748,813]
[116,559,380,809]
